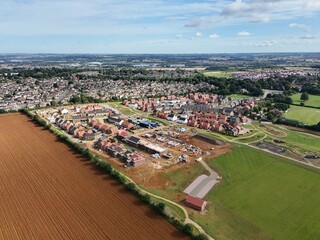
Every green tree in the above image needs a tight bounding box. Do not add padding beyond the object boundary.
[50,100,57,106]
[300,92,309,101]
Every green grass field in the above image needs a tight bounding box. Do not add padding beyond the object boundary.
[291,93,320,107]
[284,105,320,125]
[227,94,253,100]
[191,145,320,240]
[204,71,232,78]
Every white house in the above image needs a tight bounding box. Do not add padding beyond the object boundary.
[177,115,188,124]
[60,108,69,115]
[167,114,178,122]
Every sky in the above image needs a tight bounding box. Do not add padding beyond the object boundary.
[0,0,320,54]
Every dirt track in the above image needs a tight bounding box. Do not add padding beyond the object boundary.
[0,113,189,240]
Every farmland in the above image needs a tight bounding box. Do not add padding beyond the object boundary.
[284,105,320,125]
[194,145,320,240]
[0,113,189,240]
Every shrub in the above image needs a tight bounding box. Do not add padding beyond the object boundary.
[183,223,194,235]
[195,233,210,240]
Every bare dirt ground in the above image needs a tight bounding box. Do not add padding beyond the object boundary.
[128,136,231,200]
[0,113,189,240]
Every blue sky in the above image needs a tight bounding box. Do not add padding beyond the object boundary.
[0,0,320,53]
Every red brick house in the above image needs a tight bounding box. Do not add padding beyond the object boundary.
[200,121,210,129]
[121,121,134,129]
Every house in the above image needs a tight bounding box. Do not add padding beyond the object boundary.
[94,122,104,131]
[60,108,69,115]
[107,145,126,157]
[167,113,177,122]
[127,136,141,146]
[185,196,207,211]
[83,133,95,141]
[121,121,134,129]
[139,121,152,128]
[200,121,210,130]
[77,130,86,139]
[94,136,106,148]
[156,111,168,119]
[177,115,188,124]
[100,140,112,151]
[105,126,118,135]
[126,153,145,167]
[73,128,80,137]
[107,115,123,125]
[212,122,223,132]
[187,119,198,128]
[128,103,138,109]
[240,116,248,123]
[118,130,128,138]
[69,126,77,135]
[66,123,74,132]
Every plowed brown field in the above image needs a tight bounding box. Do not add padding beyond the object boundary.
[0,113,189,240]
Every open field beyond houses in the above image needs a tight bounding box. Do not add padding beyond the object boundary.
[0,114,189,240]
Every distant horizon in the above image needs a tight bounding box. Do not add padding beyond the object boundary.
[0,51,319,56]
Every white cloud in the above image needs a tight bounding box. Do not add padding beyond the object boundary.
[238,31,251,37]
[289,23,310,31]
[209,34,220,39]
[289,23,306,28]
[195,32,202,37]
[218,0,320,25]
[305,1,320,11]
[176,34,182,39]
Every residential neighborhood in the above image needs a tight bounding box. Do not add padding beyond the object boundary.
[0,75,214,111]
[123,92,258,137]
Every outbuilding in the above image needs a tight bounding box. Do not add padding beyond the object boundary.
[185,196,207,211]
